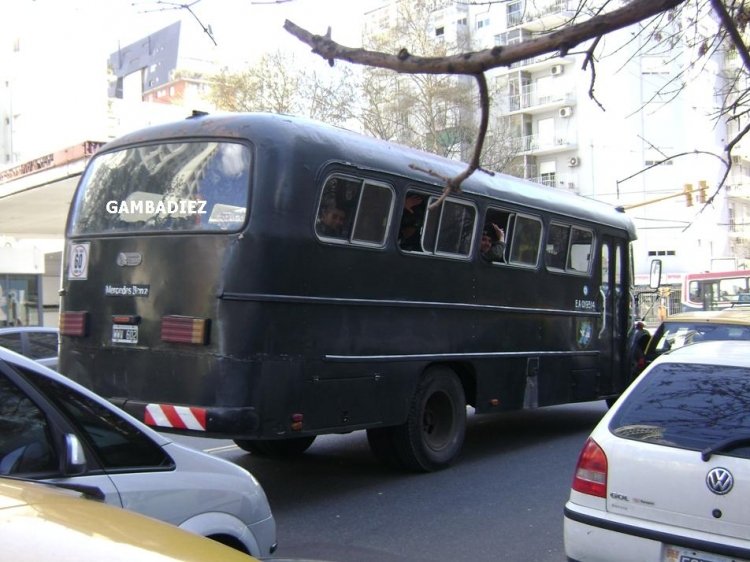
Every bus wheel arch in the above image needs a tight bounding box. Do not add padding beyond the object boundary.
[390,364,467,472]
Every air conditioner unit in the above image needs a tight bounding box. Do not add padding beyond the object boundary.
[550,64,564,76]
[568,156,580,167]
[559,106,573,118]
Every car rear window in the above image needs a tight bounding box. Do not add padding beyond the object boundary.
[652,321,750,353]
[609,362,750,459]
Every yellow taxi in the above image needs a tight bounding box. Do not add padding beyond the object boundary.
[644,308,750,361]
[0,477,258,562]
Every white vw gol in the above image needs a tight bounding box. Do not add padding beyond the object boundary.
[564,340,750,562]
[0,345,276,558]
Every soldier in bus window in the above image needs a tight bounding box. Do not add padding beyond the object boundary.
[399,193,425,251]
[480,223,505,263]
[316,204,347,238]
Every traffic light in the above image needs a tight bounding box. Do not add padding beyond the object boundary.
[684,183,693,206]
[698,180,708,203]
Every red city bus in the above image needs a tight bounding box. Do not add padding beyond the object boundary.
[682,270,750,311]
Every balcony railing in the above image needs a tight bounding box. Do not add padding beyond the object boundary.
[505,86,574,112]
[507,0,576,31]
[514,134,575,153]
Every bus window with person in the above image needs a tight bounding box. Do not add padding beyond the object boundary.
[59,112,637,472]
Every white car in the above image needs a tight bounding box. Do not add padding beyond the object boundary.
[564,340,750,562]
[0,345,276,558]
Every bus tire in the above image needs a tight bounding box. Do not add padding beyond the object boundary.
[391,366,466,472]
[233,436,316,457]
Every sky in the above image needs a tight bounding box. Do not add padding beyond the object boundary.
[0,0,380,165]
[5,0,376,69]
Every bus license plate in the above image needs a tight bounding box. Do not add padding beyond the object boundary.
[112,324,138,344]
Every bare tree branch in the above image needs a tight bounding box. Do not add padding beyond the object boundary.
[711,0,750,70]
[284,0,686,191]
[582,36,605,111]
[284,0,686,75]
[413,73,491,209]
[142,0,217,45]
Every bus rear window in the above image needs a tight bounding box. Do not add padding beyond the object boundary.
[69,142,251,235]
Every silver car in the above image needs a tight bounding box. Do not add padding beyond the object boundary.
[0,346,277,558]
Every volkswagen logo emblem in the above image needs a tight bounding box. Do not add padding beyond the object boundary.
[706,467,734,495]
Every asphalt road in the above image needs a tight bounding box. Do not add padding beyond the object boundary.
[177,401,608,562]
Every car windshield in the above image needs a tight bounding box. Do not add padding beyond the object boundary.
[68,141,251,235]
[609,362,750,458]
[652,321,750,353]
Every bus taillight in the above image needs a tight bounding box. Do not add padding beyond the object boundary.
[161,315,210,345]
[60,311,89,337]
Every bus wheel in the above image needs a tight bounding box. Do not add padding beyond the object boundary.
[233,436,316,457]
[391,366,466,472]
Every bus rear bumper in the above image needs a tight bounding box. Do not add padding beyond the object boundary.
[111,398,260,438]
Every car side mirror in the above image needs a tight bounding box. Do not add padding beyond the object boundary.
[64,433,87,475]
[649,259,662,290]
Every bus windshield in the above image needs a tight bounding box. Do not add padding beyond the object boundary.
[69,141,251,235]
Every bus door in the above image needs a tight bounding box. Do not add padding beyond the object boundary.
[599,236,628,394]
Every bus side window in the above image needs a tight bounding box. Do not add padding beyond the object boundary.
[509,214,542,267]
[351,181,394,246]
[568,227,593,273]
[545,223,570,270]
[316,176,360,240]
[316,176,395,247]
[481,208,512,264]
[398,191,428,252]
[688,281,701,302]
[421,197,476,258]
[436,200,475,256]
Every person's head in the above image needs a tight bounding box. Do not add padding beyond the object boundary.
[480,229,493,254]
[320,206,346,233]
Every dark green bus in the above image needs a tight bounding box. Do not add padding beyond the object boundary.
[59,112,636,471]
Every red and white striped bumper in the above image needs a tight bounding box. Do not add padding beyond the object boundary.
[144,403,207,431]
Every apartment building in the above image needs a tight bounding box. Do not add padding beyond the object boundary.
[364,0,750,280]
[0,16,214,326]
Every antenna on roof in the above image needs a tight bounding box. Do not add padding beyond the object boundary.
[187,110,209,119]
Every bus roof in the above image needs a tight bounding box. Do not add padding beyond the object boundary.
[100,112,637,239]
[685,270,750,280]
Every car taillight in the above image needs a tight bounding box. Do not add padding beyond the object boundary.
[59,311,89,337]
[572,437,608,498]
[161,315,209,345]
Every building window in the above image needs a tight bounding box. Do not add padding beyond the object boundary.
[507,2,522,27]
[647,250,676,256]
[435,26,444,36]
[540,172,555,187]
